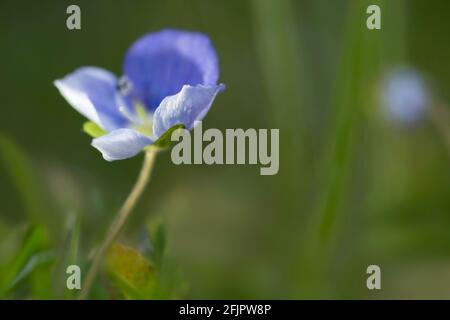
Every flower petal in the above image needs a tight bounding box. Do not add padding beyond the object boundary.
[153,84,225,138]
[54,67,129,131]
[91,128,153,161]
[123,29,220,110]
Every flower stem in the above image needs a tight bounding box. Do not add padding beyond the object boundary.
[79,148,158,299]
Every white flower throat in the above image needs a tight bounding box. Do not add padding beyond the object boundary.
[117,77,154,137]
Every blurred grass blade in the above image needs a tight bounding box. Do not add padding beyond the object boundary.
[0,133,48,221]
[251,0,309,130]
[250,0,313,280]
[297,0,384,297]
[67,213,81,266]
[51,212,81,298]
[0,225,48,296]
[316,0,383,243]
[9,251,53,289]
[64,213,81,298]
[381,0,407,63]
[148,218,166,270]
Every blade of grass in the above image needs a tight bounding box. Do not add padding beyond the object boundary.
[250,0,315,294]
[301,0,384,297]
[0,134,48,222]
[0,225,48,297]
[316,0,383,246]
[57,212,81,299]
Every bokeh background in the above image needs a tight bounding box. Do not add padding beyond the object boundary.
[0,0,449,299]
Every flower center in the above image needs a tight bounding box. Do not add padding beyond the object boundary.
[118,100,153,137]
[132,102,153,136]
[116,77,153,137]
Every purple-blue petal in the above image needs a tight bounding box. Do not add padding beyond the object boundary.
[54,67,130,131]
[91,128,153,161]
[123,29,219,111]
[153,84,225,138]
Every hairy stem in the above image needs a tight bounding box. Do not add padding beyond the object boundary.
[79,148,158,299]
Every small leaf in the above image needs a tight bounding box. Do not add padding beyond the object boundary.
[106,243,155,298]
[152,124,185,149]
[83,121,106,138]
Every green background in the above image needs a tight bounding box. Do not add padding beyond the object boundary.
[0,0,449,299]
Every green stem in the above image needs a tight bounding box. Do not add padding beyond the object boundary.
[79,148,158,299]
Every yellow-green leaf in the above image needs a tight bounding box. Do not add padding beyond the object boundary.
[152,124,185,149]
[83,121,106,138]
[106,243,155,297]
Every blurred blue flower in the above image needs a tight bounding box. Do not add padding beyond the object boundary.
[54,29,225,161]
[382,67,429,125]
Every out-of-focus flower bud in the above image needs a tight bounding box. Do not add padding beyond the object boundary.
[382,67,430,125]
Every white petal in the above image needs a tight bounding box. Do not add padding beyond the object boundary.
[91,129,152,161]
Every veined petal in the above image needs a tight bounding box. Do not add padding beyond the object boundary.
[54,67,129,131]
[91,128,153,161]
[153,84,225,138]
[124,29,220,110]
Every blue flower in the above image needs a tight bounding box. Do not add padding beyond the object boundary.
[54,29,225,161]
[382,67,429,125]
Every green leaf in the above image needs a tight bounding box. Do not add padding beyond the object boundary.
[152,124,185,149]
[83,121,106,138]
[106,243,156,299]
